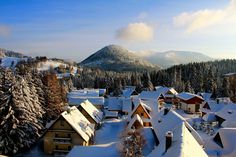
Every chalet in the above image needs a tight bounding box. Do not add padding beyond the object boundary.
[215,103,236,127]
[128,100,152,127]
[126,114,144,131]
[155,86,178,104]
[176,92,204,114]
[148,110,207,157]
[77,100,103,128]
[205,128,236,157]
[200,100,225,117]
[43,106,95,155]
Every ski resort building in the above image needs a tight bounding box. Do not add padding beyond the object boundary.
[43,106,95,155]
[155,86,178,104]
[177,92,204,114]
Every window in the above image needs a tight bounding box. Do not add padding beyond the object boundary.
[141,113,144,117]
[68,146,72,151]
[60,120,64,126]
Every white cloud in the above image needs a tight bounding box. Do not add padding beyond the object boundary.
[116,22,154,42]
[0,25,11,37]
[173,0,236,33]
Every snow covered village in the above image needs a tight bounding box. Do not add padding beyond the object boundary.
[1,1,236,157]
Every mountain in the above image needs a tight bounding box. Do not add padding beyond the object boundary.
[0,48,25,58]
[80,45,161,72]
[137,50,213,68]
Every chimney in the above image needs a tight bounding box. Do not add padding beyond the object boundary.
[165,131,173,152]
[164,108,170,115]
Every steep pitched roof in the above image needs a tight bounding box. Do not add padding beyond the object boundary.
[155,86,178,97]
[122,88,138,98]
[79,100,103,123]
[148,110,207,157]
[215,103,236,121]
[201,100,225,113]
[139,91,164,100]
[60,106,95,142]
[130,100,152,119]
[205,128,236,157]
[121,98,132,113]
[126,114,144,131]
[177,92,203,101]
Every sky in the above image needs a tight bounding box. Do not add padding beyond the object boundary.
[0,0,236,61]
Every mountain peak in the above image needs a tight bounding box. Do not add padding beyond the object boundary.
[80,45,160,72]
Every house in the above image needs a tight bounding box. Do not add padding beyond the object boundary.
[43,106,95,155]
[147,110,207,157]
[128,100,152,127]
[200,100,225,119]
[77,100,103,128]
[126,114,144,131]
[204,128,236,157]
[139,91,165,110]
[176,92,204,114]
[155,86,178,104]
[215,103,236,127]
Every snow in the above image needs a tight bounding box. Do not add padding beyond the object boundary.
[148,110,207,157]
[139,91,163,100]
[67,119,126,157]
[121,98,132,114]
[104,110,118,118]
[79,100,103,123]
[68,89,100,97]
[68,97,104,106]
[215,103,236,122]
[0,57,27,68]
[61,106,95,142]
[108,97,123,111]
[177,92,203,101]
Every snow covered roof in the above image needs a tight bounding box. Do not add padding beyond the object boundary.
[148,110,207,157]
[60,106,95,142]
[197,92,212,100]
[126,114,144,131]
[121,98,132,113]
[99,89,106,96]
[68,89,99,97]
[104,110,118,118]
[155,86,178,96]
[205,128,236,157]
[68,97,104,106]
[129,100,152,119]
[108,97,123,111]
[122,88,138,98]
[79,100,103,123]
[139,91,164,100]
[215,103,236,121]
[177,92,203,101]
[201,100,225,113]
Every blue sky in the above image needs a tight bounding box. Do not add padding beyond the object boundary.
[0,0,235,61]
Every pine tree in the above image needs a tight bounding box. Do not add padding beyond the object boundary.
[142,72,154,91]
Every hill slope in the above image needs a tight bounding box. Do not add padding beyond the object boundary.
[138,51,213,68]
[80,45,161,72]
